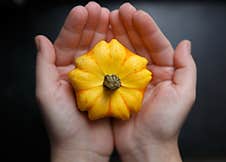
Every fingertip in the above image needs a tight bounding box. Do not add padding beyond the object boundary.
[110,9,118,17]
[101,7,110,20]
[35,35,45,43]
[102,7,110,15]
[35,35,41,51]
[85,1,101,10]
[35,35,49,52]
[84,1,101,29]
[35,35,55,63]
[175,40,192,60]
[66,6,88,28]
[119,2,136,19]
[177,39,191,47]
[70,5,85,13]
[35,35,42,40]
[120,2,135,10]
[121,2,131,6]
[183,39,191,44]
[174,40,195,71]
[63,6,88,34]
[182,40,191,53]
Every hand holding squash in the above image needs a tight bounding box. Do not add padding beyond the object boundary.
[35,2,114,162]
[35,2,196,162]
[111,3,196,162]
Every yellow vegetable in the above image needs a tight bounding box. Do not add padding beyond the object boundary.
[68,39,152,120]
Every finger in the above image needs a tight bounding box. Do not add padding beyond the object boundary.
[54,6,88,66]
[76,2,101,55]
[35,35,58,91]
[110,9,134,51]
[173,40,196,94]
[133,10,174,66]
[119,3,150,59]
[90,7,110,47]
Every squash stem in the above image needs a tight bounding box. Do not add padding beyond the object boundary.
[103,74,121,90]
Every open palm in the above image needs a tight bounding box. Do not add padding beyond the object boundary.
[110,3,196,156]
[36,2,113,159]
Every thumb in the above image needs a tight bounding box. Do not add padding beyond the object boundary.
[35,35,58,93]
[173,40,197,95]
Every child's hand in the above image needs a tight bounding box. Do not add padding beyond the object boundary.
[35,2,113,162]
[110,3,196,162]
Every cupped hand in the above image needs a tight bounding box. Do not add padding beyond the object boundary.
[110,3,196,162]
[35,2,113,162]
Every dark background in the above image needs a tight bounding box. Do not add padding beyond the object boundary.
[1,0,226,161]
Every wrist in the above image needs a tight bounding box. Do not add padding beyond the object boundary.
[119,140,182,162]
[51,145,110,162]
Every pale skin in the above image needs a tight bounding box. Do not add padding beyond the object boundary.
[35,2,196,162]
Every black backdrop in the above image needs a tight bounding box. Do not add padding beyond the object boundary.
[1,0,226,161]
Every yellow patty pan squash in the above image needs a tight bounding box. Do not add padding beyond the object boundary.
[68,39,152,120]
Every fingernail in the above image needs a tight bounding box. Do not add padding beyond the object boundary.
[185,40,191,54]
[35,36,40,51]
